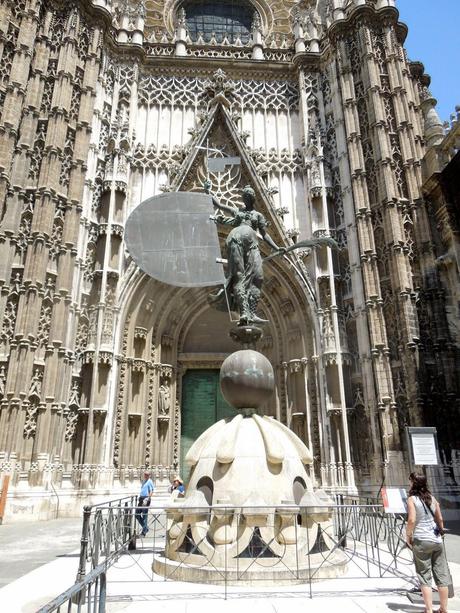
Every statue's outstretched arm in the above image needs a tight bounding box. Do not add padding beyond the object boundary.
[292,236,340,251]
[264,235,340,262]
[260,228,284,253]
[211,196,237,217]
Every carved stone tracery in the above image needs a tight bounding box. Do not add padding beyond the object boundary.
[0,0,456,511]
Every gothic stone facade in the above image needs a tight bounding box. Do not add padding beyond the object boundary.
[0,0,458,520]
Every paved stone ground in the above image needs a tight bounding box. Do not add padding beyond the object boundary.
[445,521,460,565]
[0,516,460,612]
[0,517,82,589]
[4,516,460,585]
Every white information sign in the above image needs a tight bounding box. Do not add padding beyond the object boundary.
[381,487,407,514]
[411,432,438,465]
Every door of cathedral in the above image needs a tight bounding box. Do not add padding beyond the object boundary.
[180,369,237,482]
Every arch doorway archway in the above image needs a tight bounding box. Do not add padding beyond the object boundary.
[111,258,321,480]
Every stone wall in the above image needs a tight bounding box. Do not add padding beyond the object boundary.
[0,0,458,521]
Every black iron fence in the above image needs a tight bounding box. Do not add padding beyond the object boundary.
[75,495,138,582]
[154,501,413,592]
[36,562,107,613]
[38,498,414,610]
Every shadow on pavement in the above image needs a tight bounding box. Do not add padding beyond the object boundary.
[386,604,424,612]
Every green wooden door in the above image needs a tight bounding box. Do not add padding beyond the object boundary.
[180,369,236,483]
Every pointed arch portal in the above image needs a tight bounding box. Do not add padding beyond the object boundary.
[114,247,320,477]
[109,93,327,478]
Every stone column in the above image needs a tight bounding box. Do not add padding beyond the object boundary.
[298,63,355,490]
[334,31,397,478]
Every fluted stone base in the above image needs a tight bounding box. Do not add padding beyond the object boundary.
[153,550,348,585]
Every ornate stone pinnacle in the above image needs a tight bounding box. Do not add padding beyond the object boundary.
[177,7,186,28]
[251,11,261,33]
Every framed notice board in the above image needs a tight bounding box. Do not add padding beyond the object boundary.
[406,426,439,466]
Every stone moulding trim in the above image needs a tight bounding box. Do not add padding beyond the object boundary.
[328,4,405,45]
[178,352,228,363]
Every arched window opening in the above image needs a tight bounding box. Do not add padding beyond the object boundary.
[182,0,255,44]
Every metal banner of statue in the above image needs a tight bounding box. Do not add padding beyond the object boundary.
[124,191,225,289]
[125,182,339,327]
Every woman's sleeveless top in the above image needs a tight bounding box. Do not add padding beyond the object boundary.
[411,495,442,543]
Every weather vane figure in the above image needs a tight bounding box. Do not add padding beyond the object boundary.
[205,181,284,325]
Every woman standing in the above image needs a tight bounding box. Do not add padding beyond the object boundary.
[406,472,449,613]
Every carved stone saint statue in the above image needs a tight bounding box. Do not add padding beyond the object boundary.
[158,382,171,419]
[28,369,42,401]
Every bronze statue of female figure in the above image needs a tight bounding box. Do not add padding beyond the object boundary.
[205,181,339,326]
[206,182,284,325]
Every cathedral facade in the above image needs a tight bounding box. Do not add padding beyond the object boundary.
[0,0,458,520]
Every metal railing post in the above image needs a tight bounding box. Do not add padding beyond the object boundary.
[294,509,299,581]
[305,507,312,599]
[98,571,107,613]
[73,504,91,604]
[93,509,102,567]
[224,506,227,600]
[126,500,136,551]
[105,507,112,560]
[338,495,347,549]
